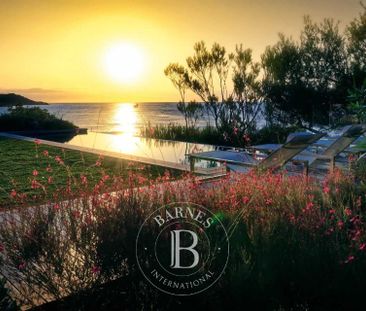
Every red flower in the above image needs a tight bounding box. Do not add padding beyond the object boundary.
[344,208,352,216]
[323,185,330,194]
[243,134,251,143]
[356,196,362,208]
[91,265,101,274]
[348,154,357,162]
[359,243,366,251]
[18,261,26,270]
[102,174,110,182]
[10,189,17,198]
[352,230,362,241]
[43,150,49,157]
[32,169,38,176]
[34,139,41,145]
[306,202,314,210]
[242,196,250,204]
[31,179,40,189]
[55,155,64,164]
[344,255,355,264]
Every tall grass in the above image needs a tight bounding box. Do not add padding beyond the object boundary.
[1,147,366,309]
[140,122,300,147]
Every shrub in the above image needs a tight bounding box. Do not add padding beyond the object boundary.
[1,161,366,309]
[0,106,76,131]
[141,122,300,147]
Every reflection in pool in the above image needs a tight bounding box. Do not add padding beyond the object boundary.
[65,132,220,168]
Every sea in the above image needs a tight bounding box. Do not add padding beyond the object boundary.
[0,102,220,168]
[0,102,205,135]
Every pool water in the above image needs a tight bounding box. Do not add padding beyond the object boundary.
[65,132,220,169]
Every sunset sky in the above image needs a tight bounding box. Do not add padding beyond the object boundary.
[0,0,362,103]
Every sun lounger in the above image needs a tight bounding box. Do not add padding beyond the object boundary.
[188,132,324,173]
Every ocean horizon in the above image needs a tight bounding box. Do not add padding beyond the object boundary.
[0,102,195,134]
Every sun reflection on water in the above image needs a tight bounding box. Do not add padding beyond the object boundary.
[113,103,138,134]
[112,103,139,153]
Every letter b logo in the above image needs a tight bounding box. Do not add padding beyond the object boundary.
[136,203,229,296]
[170,230,199,269]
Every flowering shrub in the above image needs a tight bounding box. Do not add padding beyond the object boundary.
[1,160,366,309]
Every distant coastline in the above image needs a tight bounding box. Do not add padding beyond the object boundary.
[0,93,48,107]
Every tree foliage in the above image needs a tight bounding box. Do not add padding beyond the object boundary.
[165,41,262,138]
[166,6,366,133]
[262,17,349,127]
[347,4,366,85]
[347,79,366,123]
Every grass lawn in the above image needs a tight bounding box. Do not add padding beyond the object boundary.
[0,137,181,207]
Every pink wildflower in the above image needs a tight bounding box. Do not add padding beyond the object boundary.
[242,196,250,204]
[31,179,39,189]
[344,255,355,264]
[352,230,362,241]
[55,155,63,164]
[306,202,314,210]
[243,134,251,143]
[323,185,330,194]
[10,189,17,198]
[265,198,273,206]
[91,265,101,274]
[101,174,110,182]
[43,150,49,157]
[32,169,38,176]
[356,196,362,208]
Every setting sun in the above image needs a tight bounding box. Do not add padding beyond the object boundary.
[103,43,145,84]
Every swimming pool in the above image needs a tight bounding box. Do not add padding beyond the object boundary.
[65,132,222,170]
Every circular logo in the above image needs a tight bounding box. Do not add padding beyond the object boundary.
[136,202,229,296]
